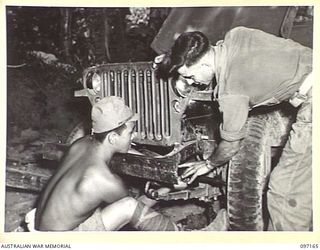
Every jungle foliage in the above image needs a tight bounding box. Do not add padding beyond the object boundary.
[7,7,170,134]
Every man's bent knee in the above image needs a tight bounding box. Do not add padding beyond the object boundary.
[116,197,139,220]
[101,196,138,222]
[130,200,179,231]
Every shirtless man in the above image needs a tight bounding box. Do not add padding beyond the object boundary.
[28,96,179,231]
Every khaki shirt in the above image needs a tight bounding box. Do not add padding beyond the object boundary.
[213,26,312,141]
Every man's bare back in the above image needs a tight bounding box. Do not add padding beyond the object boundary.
[35,136,128,231]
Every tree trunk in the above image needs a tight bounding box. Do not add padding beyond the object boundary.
[60,8,72,64]
[103,9,112,62]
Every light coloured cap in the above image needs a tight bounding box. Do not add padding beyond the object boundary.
[91,96,138,133]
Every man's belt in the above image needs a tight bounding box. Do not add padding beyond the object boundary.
[289,72,313,107]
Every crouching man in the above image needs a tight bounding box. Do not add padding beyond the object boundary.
[26,96,180,231]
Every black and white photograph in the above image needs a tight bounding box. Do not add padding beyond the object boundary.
[4,4,316,237]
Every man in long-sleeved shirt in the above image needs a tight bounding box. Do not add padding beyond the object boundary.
[158,26,312,230]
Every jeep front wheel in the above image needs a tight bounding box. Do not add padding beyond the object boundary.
[227,115,271,231]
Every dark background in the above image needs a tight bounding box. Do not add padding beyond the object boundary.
[7,7,170,138]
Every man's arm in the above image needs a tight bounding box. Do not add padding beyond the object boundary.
[208,139,241,166]
[181,139,241,184]
[181,94,249,184]
[102,175,130,204]
[209,94,249,165]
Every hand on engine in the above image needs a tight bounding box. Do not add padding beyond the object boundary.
[179,161,213,184]
[173,178,188,190]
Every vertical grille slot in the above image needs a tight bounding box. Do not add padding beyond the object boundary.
[130,70,137,114]
[110,70,115,96]
[146,69,154,139]
[120,71,125,99]
[116,71,122,97]
[138,70,145,138]
[123,70,129,106]
[159,78,166,137]
[159,79,171,137]
[101,72,106,97]
[105,71,111,96]
[152,70,162,140]
[141,70,149,139]
[131,70,139,134]
[128,70,133,108]
[102,72,106,96]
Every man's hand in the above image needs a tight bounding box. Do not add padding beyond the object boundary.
[173,178,188,190]
[139,186,172,207]
[179,161,213,184]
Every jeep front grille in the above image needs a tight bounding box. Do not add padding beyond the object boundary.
[85,62,181,146]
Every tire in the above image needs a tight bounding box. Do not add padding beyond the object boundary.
[227,115,271,231]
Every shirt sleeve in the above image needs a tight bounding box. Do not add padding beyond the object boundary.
[218,94,249,141]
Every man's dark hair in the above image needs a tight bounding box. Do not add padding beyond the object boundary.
[93,123,127,143]
[158,31,210,77]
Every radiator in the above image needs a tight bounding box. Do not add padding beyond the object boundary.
[84,62,182,146]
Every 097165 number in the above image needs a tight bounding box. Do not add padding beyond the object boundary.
[300,244,319,248]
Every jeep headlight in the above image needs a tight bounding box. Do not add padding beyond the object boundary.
[92,72,101,93]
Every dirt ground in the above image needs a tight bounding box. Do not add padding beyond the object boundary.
[5,190,38,232]
[5,128,61,231]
